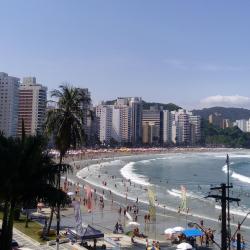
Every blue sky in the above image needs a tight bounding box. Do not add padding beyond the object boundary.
[1,0,250,109]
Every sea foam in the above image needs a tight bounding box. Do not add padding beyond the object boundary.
[120,162,151,186]
[222,164,250,184]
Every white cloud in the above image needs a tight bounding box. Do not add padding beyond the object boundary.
[200,95,250,108]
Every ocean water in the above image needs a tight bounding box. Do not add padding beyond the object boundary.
[75,150,250,230]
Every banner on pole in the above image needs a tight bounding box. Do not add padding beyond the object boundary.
[72,200,84,236]
[179,185,187,212]
[85,184,93,212]
[147,186,156,221]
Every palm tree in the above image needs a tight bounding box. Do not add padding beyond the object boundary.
[0,134,72,250]
[44,84,90,248]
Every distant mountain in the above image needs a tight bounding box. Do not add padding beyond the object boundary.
[104,100,181,111]
[192,107,250,121]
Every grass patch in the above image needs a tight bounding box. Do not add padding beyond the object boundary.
[14,217,45,243]
[0,212,56,243]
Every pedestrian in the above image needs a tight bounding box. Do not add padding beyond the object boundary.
[148,214,150,222]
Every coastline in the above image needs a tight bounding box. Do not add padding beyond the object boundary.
[58,146,244,164]
[56,147,250,249]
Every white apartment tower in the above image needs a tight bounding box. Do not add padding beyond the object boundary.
[171,109,200,145]
[160,110,172,144]
[96,105,113,144]
[234,119,247,132]
[17,77,47,136]
[189,115,201,144]
[0,72,20,137]
[112,106,121,142]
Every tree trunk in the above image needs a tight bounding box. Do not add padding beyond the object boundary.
[56,153,63,249]
[47,207,55,236]
[0,200,16,250]
[0,200,10,250]
[8,200,16,246]
[25,209,29,228]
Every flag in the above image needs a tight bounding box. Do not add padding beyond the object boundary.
[85,185,93,212]
[147,186,156,221]
[72,200,84,236]
[180,185,187,212]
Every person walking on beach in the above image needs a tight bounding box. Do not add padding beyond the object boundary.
[148,214,150,222]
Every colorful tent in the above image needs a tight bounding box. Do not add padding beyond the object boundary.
[182,228,204,237]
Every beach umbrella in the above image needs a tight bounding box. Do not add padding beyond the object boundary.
[67,191,75,196]
[173,226,185,232]
[164,228,175,235]
[177,242,193,250]
[128,221,140,227]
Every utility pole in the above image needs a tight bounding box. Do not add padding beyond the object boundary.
[226,154,231,250]
[207,183,240,250]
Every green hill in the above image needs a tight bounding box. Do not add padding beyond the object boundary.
[192,107,250,121]
[201,119,250,148]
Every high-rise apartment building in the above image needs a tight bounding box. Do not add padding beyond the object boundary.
[77,88,93,142]
[142,122,158,144]
[170,109,200,145]
[17,77,47,136]
[177,112,190,145]
[119,106,131,143]
[0,72,20,137]
[129,97,142,144]
[142,108,160,144]
[234,119,248,132]
[208,113,223,128]
[189,115,201,145]
[96,104,113,144]
[222,119,232,129]
[115,97,142,144]
[160,110,172,144]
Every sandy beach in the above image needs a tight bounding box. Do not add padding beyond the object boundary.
[49,147,248,250]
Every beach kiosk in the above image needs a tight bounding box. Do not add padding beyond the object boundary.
[68,224,104,246]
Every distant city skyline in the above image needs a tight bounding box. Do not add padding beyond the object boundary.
[1,1,250,109]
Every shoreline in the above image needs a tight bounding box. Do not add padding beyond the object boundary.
[58,148,250,249]
[54,146,246,163]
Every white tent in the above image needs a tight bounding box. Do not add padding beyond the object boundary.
[128,221,140,227]
[164,228,175,235]
[177,242,193,250]
[173,226,184,232]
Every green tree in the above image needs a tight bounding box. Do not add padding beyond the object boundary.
[44,84,90,247]
[0,135,71,250]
